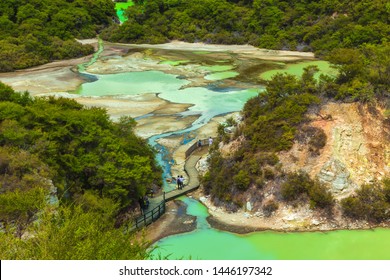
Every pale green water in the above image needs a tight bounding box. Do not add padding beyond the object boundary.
[78,37,104,73]
[205,71,239,80]
[75,71,187,96]
[152,197,390,260]
[200,65,234,72]
[260,61,337,80]
[159,60,190,66]
[75,70,260,122]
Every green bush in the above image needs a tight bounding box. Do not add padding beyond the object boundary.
[281,171,334,210]
[308,182,334,209]
[281,172,310,201]
[263,168,275,180]
[233,170,250,191]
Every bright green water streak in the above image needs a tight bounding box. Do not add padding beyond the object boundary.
[159,60,190,66]
[204,71,239,80]
[115,1,134,23]
[260,61,337,80]
[153,198,390,260]
[78,37,104,73]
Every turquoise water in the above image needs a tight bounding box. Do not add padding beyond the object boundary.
[76,71,187,96]
[76,70,260,123]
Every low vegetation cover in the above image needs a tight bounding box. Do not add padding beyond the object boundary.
[0,82,162,259]
[0,0,116,71]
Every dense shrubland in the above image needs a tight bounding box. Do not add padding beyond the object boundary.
[0,82,162,259]
[0,0,116,71]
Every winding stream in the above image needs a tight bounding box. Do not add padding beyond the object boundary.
[74,43,390,260]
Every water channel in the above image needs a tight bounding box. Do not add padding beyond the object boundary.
[74,42,390,260]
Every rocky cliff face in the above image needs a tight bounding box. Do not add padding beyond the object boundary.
[279,102,389,200]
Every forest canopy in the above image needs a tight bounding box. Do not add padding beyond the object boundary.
[0,82,162,222]
[103,0,390,54]
[0,0,116,71]
[0,82,162,259]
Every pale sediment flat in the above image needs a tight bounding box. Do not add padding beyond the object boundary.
[134,114,199,139]
[115,40,315,61]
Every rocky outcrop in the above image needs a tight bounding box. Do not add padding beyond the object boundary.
[317,158,357,192]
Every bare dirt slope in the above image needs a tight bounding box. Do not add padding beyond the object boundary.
[198,102,390,232]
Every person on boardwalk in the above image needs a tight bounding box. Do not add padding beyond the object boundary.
[138,196,145,213]
[208,137,213,146]
[177,175,182,189]
[179,175,185,189]
[143,196,149,209]
[177,175,181,189]
[197,139,202,149]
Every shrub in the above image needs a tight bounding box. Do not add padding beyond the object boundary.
[281,171,334,210]
[341,183,390,222]
[281,172,310,201]
[233,170,250,191]
[263,167,275,180]
[308,181,334,209]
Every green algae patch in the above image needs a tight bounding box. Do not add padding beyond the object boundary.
[193,51,212,55]
[159,60,190,66]
[200,65,234,72]
[205,71,239,81]
[260,60,337,81]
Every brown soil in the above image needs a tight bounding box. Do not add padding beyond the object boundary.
[143,200,197,244]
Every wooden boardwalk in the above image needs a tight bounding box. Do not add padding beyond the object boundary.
[131,144,209,230]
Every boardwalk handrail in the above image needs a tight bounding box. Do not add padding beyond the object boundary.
[131,138,211,231]
[185,138,214,158]
[131,199,166,231]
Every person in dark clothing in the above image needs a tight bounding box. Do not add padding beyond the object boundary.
[197,139,202,149]
[143,196,149,209]
[138,196,145,212]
